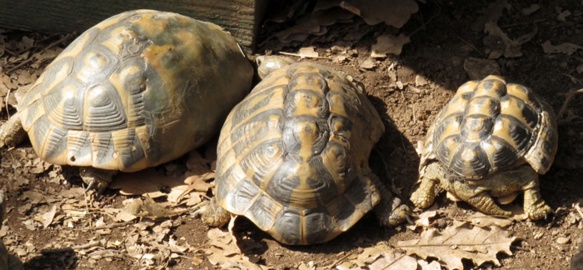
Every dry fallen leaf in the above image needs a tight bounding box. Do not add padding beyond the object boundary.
[298,46,319,58]
[336,243,417,269]
[417,259,442,270]
[37,204,58,229]
[371,34,410,57]
[471,0,510,32]
[204,227,267,270]
[557,10,571,22]
[298,261,316,270]
[20,191,46,205]
[484,21,523,58]
[266,8,354,45]
[467,212,514,228]
[184,173,215,192]
[359,58,376,70]
[397,221,518,270]
[413,209,438,228]
[364,251,417,270]
[521,4,541,16]
[541,40,583,55]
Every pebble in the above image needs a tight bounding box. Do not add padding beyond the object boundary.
[415,75,428,86]
[557,236,571,244]
[360,58,376,70]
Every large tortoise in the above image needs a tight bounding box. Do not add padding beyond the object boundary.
[410,75,558,219]
[0,10,254,190]
[197,56,410,245]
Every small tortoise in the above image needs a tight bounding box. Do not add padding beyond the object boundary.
[0,10,254,190]
[197,56,410,245]
[0,191,24,270]
[410,75,558,220]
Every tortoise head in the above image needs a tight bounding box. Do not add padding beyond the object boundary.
[256,55,296,79]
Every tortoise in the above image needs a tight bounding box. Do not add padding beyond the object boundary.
[0,10,254,190]
[197,56,410,245]
[0,191,24,270]
[410,75,558,220]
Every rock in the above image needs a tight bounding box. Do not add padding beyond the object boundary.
[557,237,571,244]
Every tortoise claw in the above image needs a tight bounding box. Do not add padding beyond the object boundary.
[85,180,98,192]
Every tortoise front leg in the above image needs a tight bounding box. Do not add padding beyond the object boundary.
[493,165,551,220]
[0,112,26,148]
[410,162,445,209]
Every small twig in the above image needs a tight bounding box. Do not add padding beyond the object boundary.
[499,18,547,28]
[562,73,582,84]
[326,249,358,268]
[278,51,330,59]
[80,220,135,231]
[40,240,101,254]
[4,88,12,117]
[72,240,102,250]
[408,6,441,37]
[3,48,17,57]
[457,36,484,56]
[557,88,583,123]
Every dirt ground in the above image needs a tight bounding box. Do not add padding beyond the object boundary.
[1,1,583,269]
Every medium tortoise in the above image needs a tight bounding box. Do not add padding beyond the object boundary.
[410,75,558,220]
[0,10,254,190]
[0,191,24,270]
[197,56,410,245]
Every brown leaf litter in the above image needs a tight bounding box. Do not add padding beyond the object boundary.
[397,221,518,270]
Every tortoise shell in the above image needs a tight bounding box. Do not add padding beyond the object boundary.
[420,75,558,179]
[17,10,253,172]
[214,62,385,245]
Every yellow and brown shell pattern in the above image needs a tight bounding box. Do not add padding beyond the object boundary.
[215,62,385,245]
[421,75,558,179]
[16,10,253,172]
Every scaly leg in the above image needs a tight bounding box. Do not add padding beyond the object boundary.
[410,162,445,209]
[193,197,231,227]
[0,112,26,148]
[80,167,117,193]
[369,173,411,226]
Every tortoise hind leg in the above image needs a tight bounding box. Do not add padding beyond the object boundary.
[0,112,26,148]
[79,167,117,193]
[486,165,551,220]
[194,197,231,227]
[369,173,412,226]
